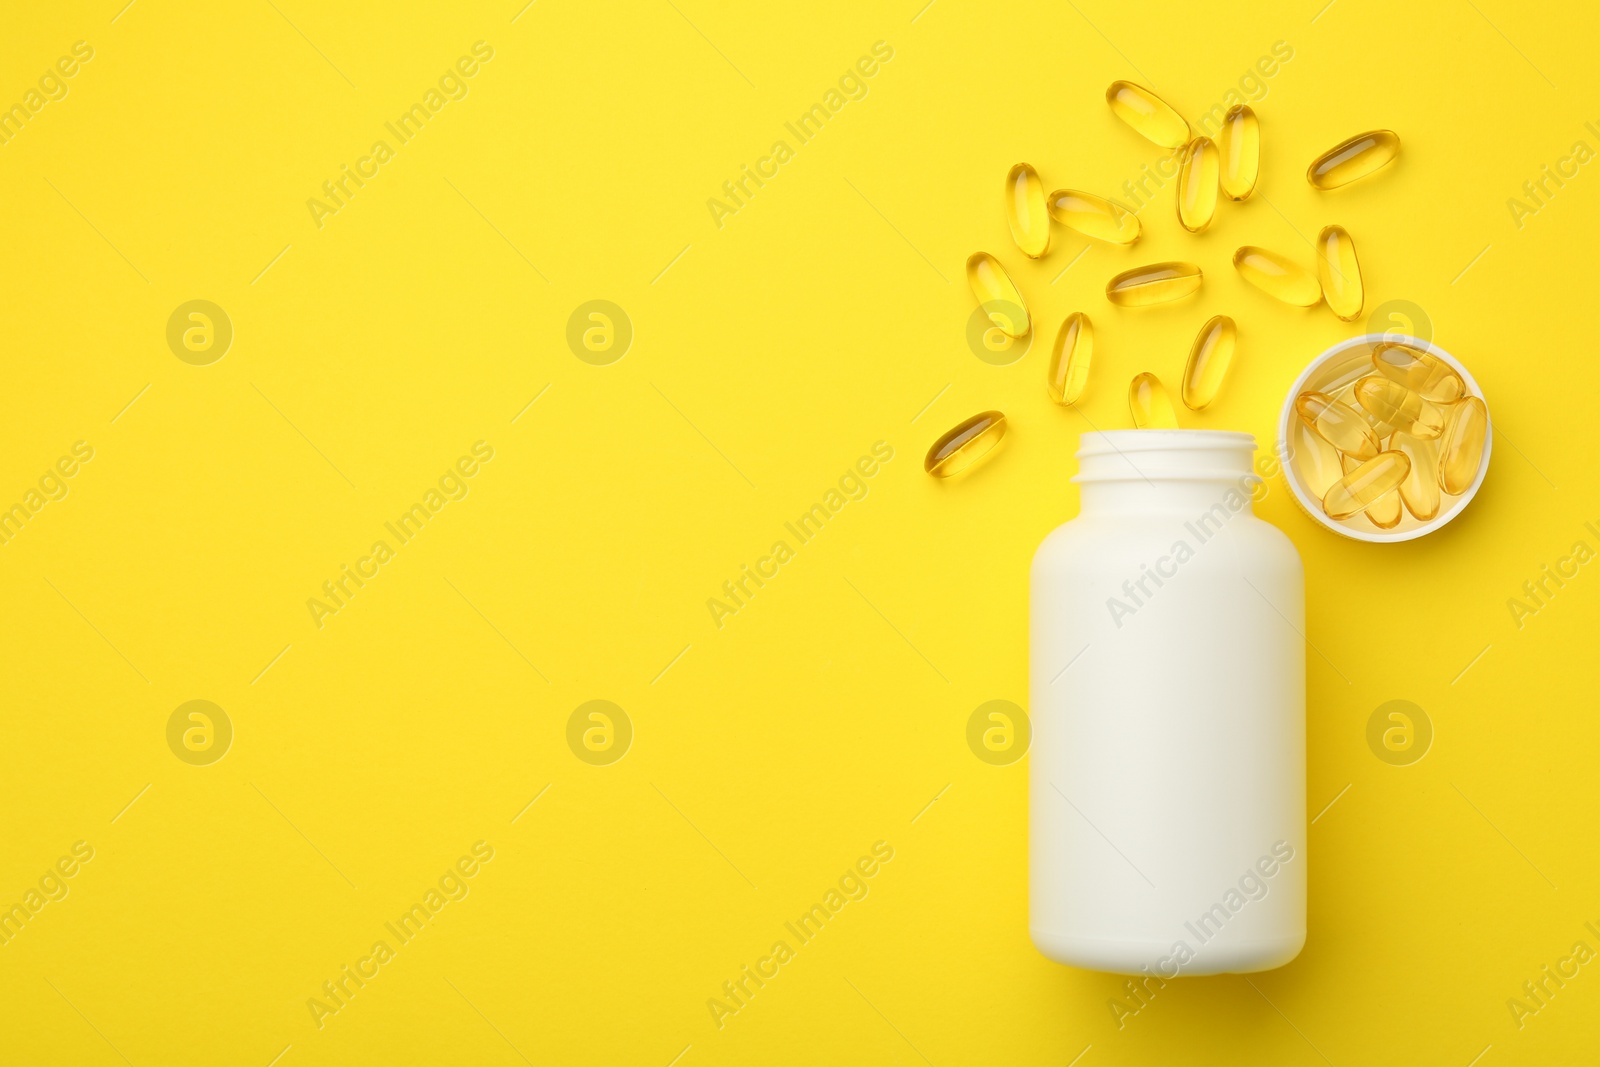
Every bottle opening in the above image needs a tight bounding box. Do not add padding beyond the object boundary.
[1074,430,1257,484]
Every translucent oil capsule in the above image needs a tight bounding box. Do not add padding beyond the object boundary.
[1047,312,1092,405]
[1006,163,1050,259]
[1294,390,1379,460]
[1181,314,1236,410]
[1341,455,1401,528]
[966,252,1030,337]
[1354,375,1446,439]
[1292,419,1343,499]
[1177,137,1219,233]
[1106,81,1190,149]
[925,411,1007,478]
[1438,396,1488,495]
[1307,130,1400,190]
[1323,451,1410,521]
[1316,225,1363,322]
[1129,372,1178,429]
[1047,189,1140,244]
[1105,262,1202,307]
[1233,247,1321,306]
[1390,431,1441,521]
[1218,104,1259,201]
[1371,342,1465,403]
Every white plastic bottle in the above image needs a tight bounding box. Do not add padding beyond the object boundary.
[1030,430,1305,976]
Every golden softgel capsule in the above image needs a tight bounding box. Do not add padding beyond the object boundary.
[1047,189,1140,244]
[926,411,1007,478]
[1292,419,1343,499]
[1106,81,1190,148]
[1129,372,1178,429]
[1316,225,1363,321]
[1233,246,1322,306]
[1439,396,1488,495]
[1307,130,1400,190]
[1371,343,1465,403]
[1218,104,1259,200]
[966,252,1030,337]
[1295,391,1379,459]
[1106,262,1202,307]
[1177,137,1219,233]
[1341,455,1401,528]
[1354,375,1446,438]
[1047,313,1092,405]
[1390,431,1441,521]
[1181,315,1236,411]
[1323,451,1410,520]
[1006,163,1050,258]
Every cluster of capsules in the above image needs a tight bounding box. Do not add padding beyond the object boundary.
[1293,344,1488,530]
[925,80,1404,480]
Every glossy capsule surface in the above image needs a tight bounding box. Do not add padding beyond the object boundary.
[1307,129,1400,189]
[1047,313,1092,405]
[1342,454,1401,528]
[1355,375,1446,438]
[1234,247,1322,306]
[1390,431,1441,521]
[1106,81,1190,148]
[925,411,1007,478]
[1006,163,1050,258]
[1439,396,1488,495]
[1323,451,1410,520]
[1106,262,1202,307]
[1129,372,1178,429]
[1371,343,1465,402]
[1317,225,1363,321]
[965,252,1030,337]
[1295,390,1379,459]
[1292,419,1343,499]
[1047,189,1140,244]
[1218,104,1259,200]
[1181,314,1236,410]
[1177,137,1219,233]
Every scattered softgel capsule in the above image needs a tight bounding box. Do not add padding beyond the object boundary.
[1341,454,1401,529]
[1181,315,1236,411]
[1316,225,1363,321]
[925,411,1007,478]
[1047,313,1092,405]
[1129,372,1178,429]
[1106,262,1202,307]
[1307,129,1400,190]
[1047,189,1140,244]
[1106,81,1190,148]
[1233,246,1322,307]
[1390,431,1441,521]
[1295,390,1379,459]
[1354,375,1446,438]
[1006,163,1050,258]
[966,252,1030,337]
[1439,396,1488,495]
[1177,137,1219,233]
[1218,104,1259,200]
[1323,451,1410,521]
[1371,342,1465,403]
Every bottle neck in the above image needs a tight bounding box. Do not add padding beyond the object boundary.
[1074,430,1262,516]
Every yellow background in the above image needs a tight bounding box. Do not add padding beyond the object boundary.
[3,0,1598,1063]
